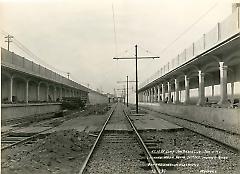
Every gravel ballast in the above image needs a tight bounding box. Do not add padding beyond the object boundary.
[140,129,240,174]
[1,129,96,174]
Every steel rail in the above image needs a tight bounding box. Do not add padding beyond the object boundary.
[1,110,84,150]
[141,106,239,152]
[123,110,163,174]
[78,103,117,174]
[1,127,53,150]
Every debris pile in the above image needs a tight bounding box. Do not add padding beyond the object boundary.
[1,129,95,174]
[86,104,110,115]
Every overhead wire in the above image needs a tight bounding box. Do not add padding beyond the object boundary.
[137,44,159,57]
[159,0,219,55]
[1,29,69,77]
[1,30,95,90]
[112,3,118,57]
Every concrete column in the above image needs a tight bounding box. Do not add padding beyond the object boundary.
[158,85,161,102]
[211,85,214,97]
[153,87,156,102]
[179,90,182,102]
[167,81,172,103]
[26,80,29,103]
[155,86,158,102]
[144,91,146,102]
[197,70,205,106]
[145,91,147,102]
[9,76,13,102]
[150,88,152,103]
[60,87,63,100]
[151,88,154,103]
[231,82,234,102]
[174,78,180,104]
[46,85,49,102]
[37,83,40,101]
[53,87,56,101]
[218,62,228,105]
[142,91,144,102]
[161,83,165,102]
[184,75,190,104]
[152,87,155,102]
[148,90,150,102]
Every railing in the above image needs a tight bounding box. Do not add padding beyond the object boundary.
[140,8,240,89]
[1,48,89,92]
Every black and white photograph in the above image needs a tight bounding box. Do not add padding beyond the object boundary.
[0,0,240,173]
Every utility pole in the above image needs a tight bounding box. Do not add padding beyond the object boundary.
[117,76,136,107]
[113,45,159,114]
[135,45,138,113]
[4,35,14,51]
[127,76,128,107]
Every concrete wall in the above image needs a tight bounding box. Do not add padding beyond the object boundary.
[1,76,9,101]
[1,48,89,92]
[88,90,108,104]
[140,102,240,135]
[1,103,61,121]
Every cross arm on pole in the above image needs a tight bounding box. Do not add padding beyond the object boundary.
[117,81,137,83]
[112,44,160,114]
[116,88,131,90]
[113,56,160,60]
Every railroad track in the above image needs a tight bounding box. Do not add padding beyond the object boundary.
[139,105,239,152]
[1,110,83,151]
[79,103,173,174]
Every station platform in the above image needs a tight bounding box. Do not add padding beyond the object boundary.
[129,113,182,131]
[2,106,182,135]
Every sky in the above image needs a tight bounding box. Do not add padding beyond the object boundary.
[0,0,235,99]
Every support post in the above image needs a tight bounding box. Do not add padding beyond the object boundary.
[218,62,228,105]
[147,90,150,102]
[154,86,157,102]
[184,75,190,104]
[197,71,205,106]
[158,85,161,102]
[151,88,153,103]
[53,87,56,101]
[231,82,234,102]
[174,78,180,104]
[46,85,49,102]
[162,83,165,102]
[60,87,63,100]
[167,81,172,103]
[211,85,214,97]
[37,83,40,101]
[9,76,13,102]
[26,80,29,104]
